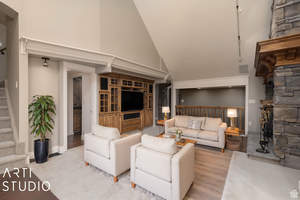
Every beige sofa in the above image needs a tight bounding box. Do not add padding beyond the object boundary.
[131,134,194,200]
[165,115,227,152]
[84,125,141,182]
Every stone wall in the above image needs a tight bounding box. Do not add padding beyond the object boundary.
[270,0,300,38]
[273,64,300,169]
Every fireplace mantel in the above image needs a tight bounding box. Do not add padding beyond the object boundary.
[254,33,300,84]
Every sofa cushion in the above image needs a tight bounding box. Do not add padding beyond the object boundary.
[182,129,200,138]
[167,126,187,134]
[204,117,222,132]
[92,125,121,140]
[142,134,178,155]
[136,146,173,182]
[198,131,218,142]
[189,117,206,130]
[174,115,189,128]
[188,118,201,130]
[84,134,111,159]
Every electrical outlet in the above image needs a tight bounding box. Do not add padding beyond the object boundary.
[249,99,255,104]
[249,121,252,126]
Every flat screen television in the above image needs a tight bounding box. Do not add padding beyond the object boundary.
[121,91,143,112]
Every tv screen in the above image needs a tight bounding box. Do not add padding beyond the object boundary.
[121,91,143,112]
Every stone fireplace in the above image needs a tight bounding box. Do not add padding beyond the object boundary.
[254,0,300,169]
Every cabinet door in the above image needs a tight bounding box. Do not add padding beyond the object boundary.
[148,95,153,109]
[110,87,119,112]
[148,110,153,126]
[144,110,153,127]
[112,113,120,131]
[99,76,109,92]
[149,84,153,94]
[99,93,109,113]
[99,114,107,126]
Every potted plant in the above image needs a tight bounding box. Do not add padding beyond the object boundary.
[28,95,56,163]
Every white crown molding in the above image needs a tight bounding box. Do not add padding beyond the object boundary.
[173,75,249,89]
[20,37,168,79]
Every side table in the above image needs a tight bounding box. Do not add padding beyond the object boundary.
[157,120,166,134]
[225,127,240,151]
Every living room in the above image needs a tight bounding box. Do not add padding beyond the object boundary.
[0,0,300,199]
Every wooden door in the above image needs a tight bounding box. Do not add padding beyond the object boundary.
[148,95,153,109]
[110,87,119,112]
[99,76,109,92]
[74,109,82,131]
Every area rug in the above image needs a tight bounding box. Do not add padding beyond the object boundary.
[27,146,164,200]
[222,151,300,200]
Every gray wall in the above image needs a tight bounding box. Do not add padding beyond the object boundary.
[180,87,245,107]
[0,23,6,82]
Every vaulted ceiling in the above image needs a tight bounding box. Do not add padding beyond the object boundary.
[133,0,272,81]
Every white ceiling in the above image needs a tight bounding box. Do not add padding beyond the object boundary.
[133,0,271,81]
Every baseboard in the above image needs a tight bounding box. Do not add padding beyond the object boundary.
[27,145,65,159]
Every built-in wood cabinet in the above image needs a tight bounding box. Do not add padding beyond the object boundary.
[99,73,154,133]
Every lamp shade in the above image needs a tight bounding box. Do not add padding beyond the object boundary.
[227,109,237,118]
[162,106,170,113]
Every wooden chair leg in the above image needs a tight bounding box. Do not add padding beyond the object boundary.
[114,176,118,183]
[131,182,136,188]
[221,148,224,153]
[85,162,89,166]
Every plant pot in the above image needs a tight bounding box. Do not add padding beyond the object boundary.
[34,139,49,163]
[175,134,181,142]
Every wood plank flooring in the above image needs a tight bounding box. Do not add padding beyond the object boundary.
[0,168,58,200]
[67,131,84,149]
[185,145,233,200]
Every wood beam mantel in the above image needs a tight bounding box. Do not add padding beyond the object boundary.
[254,33,300,84]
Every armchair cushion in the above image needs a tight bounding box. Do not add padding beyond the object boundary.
[136,146,173,182]
[84,133,111,159]
[142,134,178,155]
[92,125,121,140]
[167,126,187,133]
[198,130,218,142]
[174,115,189,128]
[203,117,222,132]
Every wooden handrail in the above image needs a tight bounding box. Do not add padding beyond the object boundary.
[175,105,245,133]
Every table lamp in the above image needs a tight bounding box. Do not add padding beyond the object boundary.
[227,109,237,130]
[162,106,170,120]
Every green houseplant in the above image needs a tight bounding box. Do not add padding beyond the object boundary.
[28,95,56,163]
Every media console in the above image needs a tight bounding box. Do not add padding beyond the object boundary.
[98,73,154,133]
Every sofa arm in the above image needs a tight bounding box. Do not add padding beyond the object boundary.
[130,142,142,183]
[165,118,175,134]
[172,143,194,200]
[110,133,142,176]
[218,122,227,148]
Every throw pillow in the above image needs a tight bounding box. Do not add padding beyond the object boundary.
[188,118,201,130]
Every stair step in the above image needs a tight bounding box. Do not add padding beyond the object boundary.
[0,128,13,142]
[0,97,7,106]
[0,106,8,116]
[0,117,11,128]
[0,154,27,173]
[0,141,15,158]
[0,90,5,96]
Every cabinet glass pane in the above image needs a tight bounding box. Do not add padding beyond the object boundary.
[100,77,108,90]
[149,85,153,94]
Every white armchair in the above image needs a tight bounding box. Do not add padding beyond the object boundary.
[130,134,194,200]
[84,125,141,182]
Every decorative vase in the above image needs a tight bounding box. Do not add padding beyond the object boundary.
[176,134,181,142]
[34,139,49,163]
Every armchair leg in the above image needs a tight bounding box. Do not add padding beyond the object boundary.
[85,162,89,166]
[221,148,224,153]
[114,176,118,183]
[131,182,136,188]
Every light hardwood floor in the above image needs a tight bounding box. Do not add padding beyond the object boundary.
[185,144,233,200]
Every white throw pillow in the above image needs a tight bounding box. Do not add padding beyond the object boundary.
[174,115,189,128]
[142,134,178,155]
[189,117,205,130]
[188,118,201,130]
[204,118,222,132]
[92,125,121,140]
